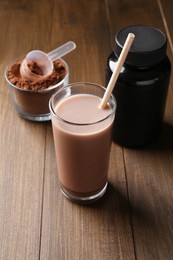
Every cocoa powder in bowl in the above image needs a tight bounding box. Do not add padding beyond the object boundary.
[5,58,69,121]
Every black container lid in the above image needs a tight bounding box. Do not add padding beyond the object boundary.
[114,25,167,67]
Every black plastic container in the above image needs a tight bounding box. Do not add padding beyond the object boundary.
[106,25,171,148]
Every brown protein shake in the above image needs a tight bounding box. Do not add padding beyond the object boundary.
[49,82,116,203]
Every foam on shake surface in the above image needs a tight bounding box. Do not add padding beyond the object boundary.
[55,94,112,124]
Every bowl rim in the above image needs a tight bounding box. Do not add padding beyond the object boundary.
[4,57,69,93]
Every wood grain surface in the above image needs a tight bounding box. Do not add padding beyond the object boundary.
[0,0,173,259]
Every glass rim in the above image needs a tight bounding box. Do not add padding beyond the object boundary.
[49,82,116,126]
[4,57,69,93]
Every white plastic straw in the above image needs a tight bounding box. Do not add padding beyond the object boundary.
[99,33,135,109]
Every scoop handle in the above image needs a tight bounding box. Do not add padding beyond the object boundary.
[47,41,76,61]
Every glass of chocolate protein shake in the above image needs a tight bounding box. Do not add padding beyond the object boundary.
[49,82,116,203]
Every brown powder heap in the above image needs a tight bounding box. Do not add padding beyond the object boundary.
[7,59,66,90]
[28,61,44,76]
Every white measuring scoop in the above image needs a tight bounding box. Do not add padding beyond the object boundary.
[20,41,76,81]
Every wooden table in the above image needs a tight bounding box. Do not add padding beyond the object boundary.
[1,0,173,259]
